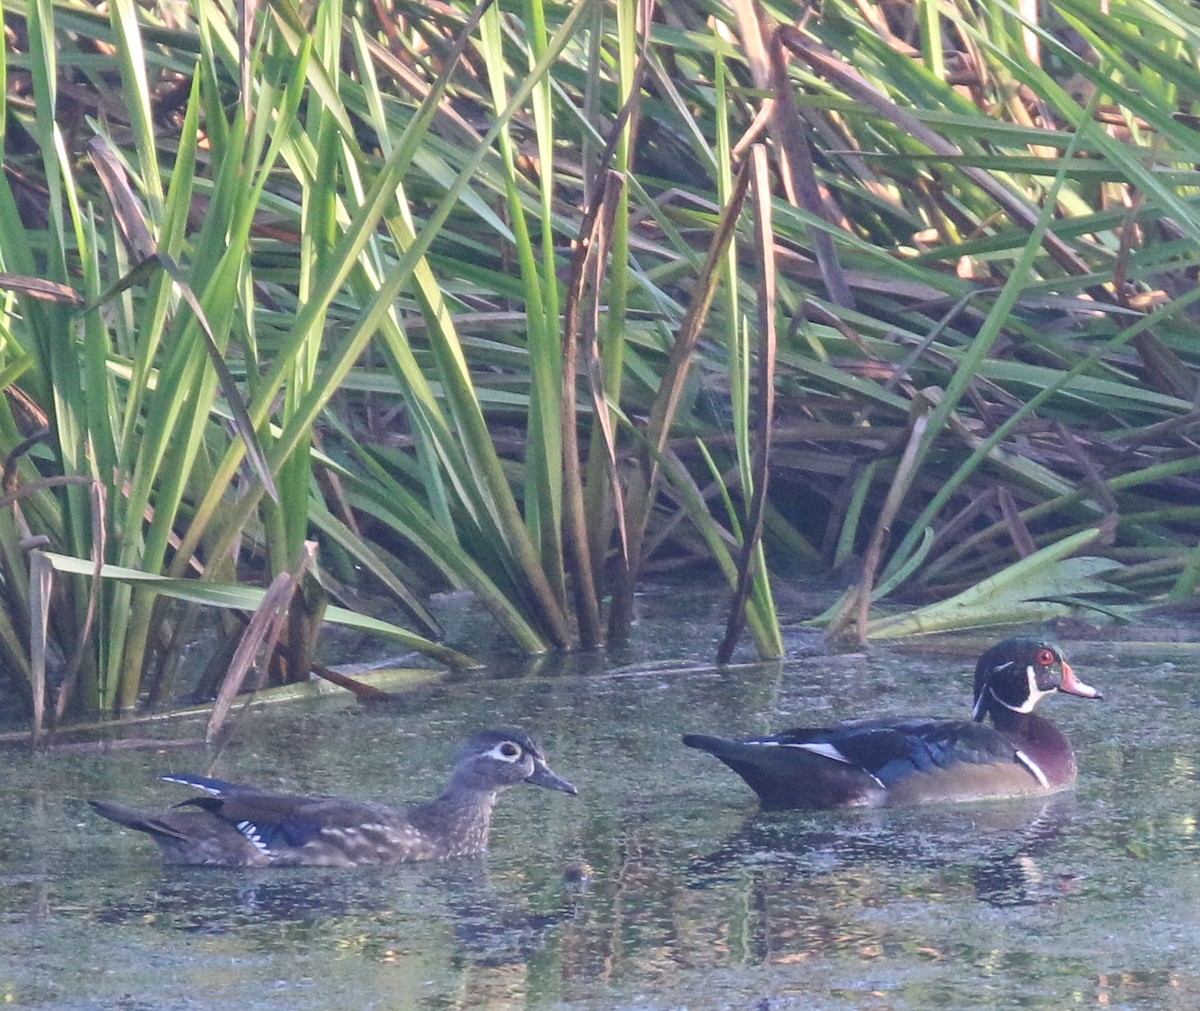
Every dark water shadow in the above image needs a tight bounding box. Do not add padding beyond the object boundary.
[9,623,1200,1010]
[87,859,589,968]
[685,796,1078,909]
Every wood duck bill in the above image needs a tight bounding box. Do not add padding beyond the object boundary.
[1058,660,1102,700]
[525,760,577,794]
[90,726,576,866]
[682,638,1104,810]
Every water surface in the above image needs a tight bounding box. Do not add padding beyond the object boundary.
[2,608,1197,1010]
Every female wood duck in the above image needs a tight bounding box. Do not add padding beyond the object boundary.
[90,728,576,866]
[682,638,1102,810]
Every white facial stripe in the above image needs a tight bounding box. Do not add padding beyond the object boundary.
[485,743,523,763]
[1021,663,1056,711]
[990,665,1055,714]
[1014,749,1050,788]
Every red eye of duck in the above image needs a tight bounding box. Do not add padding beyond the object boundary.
[1036,647,1056,667]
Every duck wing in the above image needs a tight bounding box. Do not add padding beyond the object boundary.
[684,718,1024,810]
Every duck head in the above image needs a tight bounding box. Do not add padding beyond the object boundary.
[972,638,1102,723]
[449,728,577,795]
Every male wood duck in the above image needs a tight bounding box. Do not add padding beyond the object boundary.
[90,728,576,866]
[682,638,1102,810]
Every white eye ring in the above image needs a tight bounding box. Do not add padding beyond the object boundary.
[487,742,523,763]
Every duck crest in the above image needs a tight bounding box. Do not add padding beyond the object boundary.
[684,638,1102,810]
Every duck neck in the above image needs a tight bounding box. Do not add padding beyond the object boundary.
[984,698,1033,736]
[412,788,498,854]
[982,696,1077,787]
[435,786,498,819]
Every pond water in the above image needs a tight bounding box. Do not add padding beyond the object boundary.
[2,592,1198,1010]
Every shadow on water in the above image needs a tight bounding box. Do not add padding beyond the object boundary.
[686,797,1078,910]
[3,588,1200,1009]
[88,862,586,969]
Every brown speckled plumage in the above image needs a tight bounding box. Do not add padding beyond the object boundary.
[90,728,576,866]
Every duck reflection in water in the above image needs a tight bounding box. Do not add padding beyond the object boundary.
[89,858,589,968]
[88,728,585,966]
[685,796,1078,910]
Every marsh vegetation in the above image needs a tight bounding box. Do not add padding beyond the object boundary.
[1,0,1198,731]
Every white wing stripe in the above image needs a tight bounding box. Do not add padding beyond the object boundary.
[751,740,853,764]
[795,742,852,764]
[161,775,224,796]
[235,819,273,855]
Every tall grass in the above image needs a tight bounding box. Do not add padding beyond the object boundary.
[1,0,1198,727]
